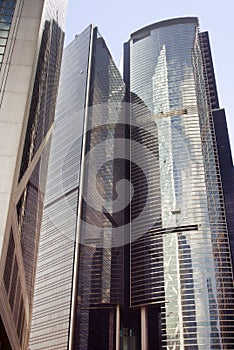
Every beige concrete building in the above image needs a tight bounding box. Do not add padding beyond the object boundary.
[0,1,67,349]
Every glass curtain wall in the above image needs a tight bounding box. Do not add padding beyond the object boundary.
[126,17,234,349]
[30,26,126,350]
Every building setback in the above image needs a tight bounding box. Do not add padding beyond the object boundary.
[199,31,234,270]
[0,1,67,349]
[30,17,234,349]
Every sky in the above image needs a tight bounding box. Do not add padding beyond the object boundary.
[65,0,234,152]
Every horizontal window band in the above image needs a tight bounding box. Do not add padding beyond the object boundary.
[44,186,79,209]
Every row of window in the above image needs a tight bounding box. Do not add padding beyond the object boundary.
[0,1,15,8]
[0,1,16,66]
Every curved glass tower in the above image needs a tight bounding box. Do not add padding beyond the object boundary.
[124,17,234,349]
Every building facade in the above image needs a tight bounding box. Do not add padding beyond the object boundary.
[0,0,67,349]
[30,17,234,349]
[124,17,234,349]
[29,25,127,349]
[213,108,234,265]
[199,31,234,269]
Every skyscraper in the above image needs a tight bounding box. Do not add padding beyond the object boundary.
[0,1,67,349]
[124,17,234,349]
[30,17,234,349]
[29,25,126,349]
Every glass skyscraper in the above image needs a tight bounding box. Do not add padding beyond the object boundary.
[30,17,234,349]
[124,17,234,349]
[0,1,67,349]
[29,25,127,349]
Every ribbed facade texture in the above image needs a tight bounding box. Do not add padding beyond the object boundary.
[125,17,234,349]
[29,25,92,350]
[73,28,126,350]
[0,1,67,349]
[30,25,126,349]
[213,109,234,266]
[29,17,234,350]
[200,31,234,272]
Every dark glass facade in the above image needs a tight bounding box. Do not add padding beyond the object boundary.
[200,31,234,271]
[17,19,65,309]
[213,109,234,263]
[199,31,219,110]
[0,0,16,68]
[73,29,126,349]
